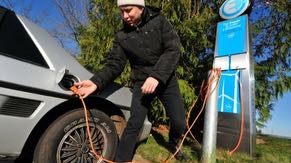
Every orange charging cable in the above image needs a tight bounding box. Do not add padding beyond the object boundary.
[163,68,222,163]
[70,86,117,163]
[70,68,243,163]
[228,76,245,156]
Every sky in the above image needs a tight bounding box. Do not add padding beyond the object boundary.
[261,92,291,138]
[1,0,290,138]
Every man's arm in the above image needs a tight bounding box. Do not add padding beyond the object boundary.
[90,38,127,91]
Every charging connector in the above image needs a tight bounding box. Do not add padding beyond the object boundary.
[59,74,80,91]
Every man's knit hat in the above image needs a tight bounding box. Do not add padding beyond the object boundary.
[117,0,145,7]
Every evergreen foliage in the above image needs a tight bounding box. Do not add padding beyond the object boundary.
[251,0,290,127]
[76,0,291,127]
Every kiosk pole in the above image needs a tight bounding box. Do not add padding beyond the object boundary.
[201,78,219,163]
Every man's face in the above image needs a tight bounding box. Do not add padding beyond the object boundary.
[119,6,144,26]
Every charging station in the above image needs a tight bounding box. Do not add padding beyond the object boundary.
[201,1,255,161]
[214,0,256,155]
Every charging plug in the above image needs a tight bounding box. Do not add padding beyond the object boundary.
[70,85,79,95]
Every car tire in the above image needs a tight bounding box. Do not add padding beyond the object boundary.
[33,109,118,163]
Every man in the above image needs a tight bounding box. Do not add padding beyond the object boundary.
[75,0,187,162]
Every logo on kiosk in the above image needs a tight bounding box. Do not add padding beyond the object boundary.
[219,0,250,19]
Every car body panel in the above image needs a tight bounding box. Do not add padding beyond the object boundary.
[0,88,65,155]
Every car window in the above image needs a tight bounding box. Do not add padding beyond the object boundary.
[0,9,49,68]
[0,6,5,23]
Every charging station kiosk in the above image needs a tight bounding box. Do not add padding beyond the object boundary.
[214,0,256,155]
[201,1,255,160]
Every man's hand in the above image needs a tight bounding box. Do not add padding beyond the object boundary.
[74,80,97,98]
[141,77,159,94]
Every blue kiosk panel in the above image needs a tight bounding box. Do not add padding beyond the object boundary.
[218,70,241,114]
[217,15,247,56]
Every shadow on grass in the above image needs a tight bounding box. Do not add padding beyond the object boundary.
[150,129,201,162]
[151,129,169,149]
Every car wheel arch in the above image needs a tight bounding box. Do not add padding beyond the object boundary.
[16,96,126,162]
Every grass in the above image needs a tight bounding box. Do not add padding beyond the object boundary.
[255,134,291,163]
[136,130,199,163]
[135,130,291,163]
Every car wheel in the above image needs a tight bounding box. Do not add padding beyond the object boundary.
[33,109,118,163]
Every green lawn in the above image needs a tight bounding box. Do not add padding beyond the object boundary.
[135,131,291,163]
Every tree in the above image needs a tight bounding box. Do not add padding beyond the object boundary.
[251,0,291,127]
[3,0,289,127]
[75,0,290,127]
[76,0,213,124]
[53,0,90,54]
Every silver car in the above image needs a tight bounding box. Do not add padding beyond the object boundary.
[0,5,151,163]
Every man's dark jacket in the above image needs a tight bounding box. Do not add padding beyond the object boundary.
[90,6,182,90]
